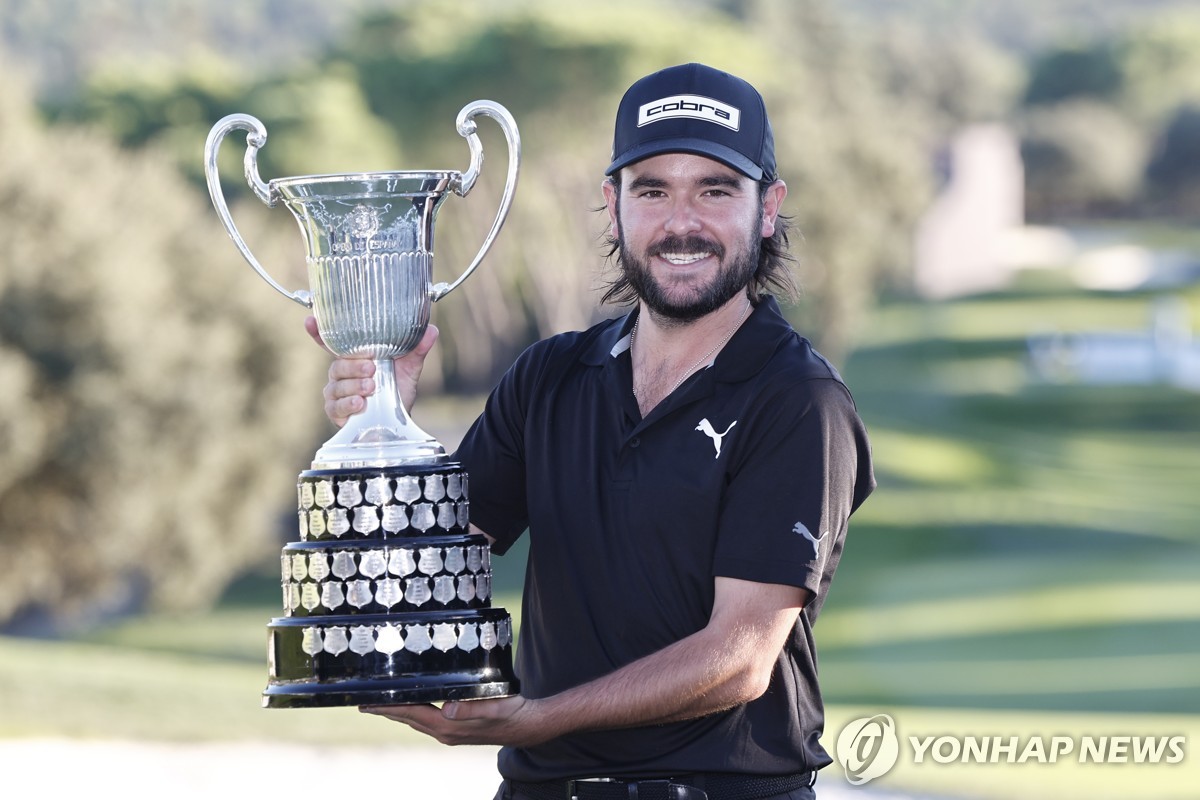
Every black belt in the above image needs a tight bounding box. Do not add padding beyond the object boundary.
[511,771,814,800]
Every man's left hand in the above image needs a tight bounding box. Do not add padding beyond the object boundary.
[359,695,552,747]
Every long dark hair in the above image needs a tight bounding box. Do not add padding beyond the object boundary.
[598,175,801,307]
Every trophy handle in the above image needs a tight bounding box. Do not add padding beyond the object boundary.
[430,100,522,302]
[204,114,313,308]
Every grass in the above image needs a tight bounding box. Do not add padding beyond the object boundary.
[818,281,1200,719]
[0,585,524,745]
[2,273,1199,798]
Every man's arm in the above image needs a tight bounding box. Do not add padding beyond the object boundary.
[361,576,809,747]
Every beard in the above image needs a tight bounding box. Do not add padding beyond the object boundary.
[617,231,759,324]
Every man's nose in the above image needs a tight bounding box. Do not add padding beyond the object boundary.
[663,198,702,235]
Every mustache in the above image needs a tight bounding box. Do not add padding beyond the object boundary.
[646,235,725,260]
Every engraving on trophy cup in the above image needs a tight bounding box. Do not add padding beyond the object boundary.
[206,103,522,709]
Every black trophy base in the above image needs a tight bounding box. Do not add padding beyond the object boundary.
[264,608,518,709]
[267,462,519,709]
[263,676,519,709]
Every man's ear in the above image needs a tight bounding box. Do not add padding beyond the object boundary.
[601,178,620,239]
[760,180,787,238]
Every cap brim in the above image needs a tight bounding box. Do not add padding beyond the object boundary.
[605,137,764,181]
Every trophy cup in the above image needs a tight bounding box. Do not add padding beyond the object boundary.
[204,101,521,708]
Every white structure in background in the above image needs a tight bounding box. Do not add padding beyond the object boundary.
[1027,296,1200,392]
[1069,244,1200,291]
[914,125,1200,393]
[913,125,1027,299]
[914,125,1200,297]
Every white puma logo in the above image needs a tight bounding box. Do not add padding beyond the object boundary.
[696,417,737,459]
[792,522,826,558]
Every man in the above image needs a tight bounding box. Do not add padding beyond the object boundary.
[314,63,875,800]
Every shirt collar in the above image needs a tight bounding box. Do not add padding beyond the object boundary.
[581,295,795,382]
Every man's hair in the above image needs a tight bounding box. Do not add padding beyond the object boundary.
[598,174,801,307]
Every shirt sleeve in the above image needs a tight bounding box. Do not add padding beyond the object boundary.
[451,348,539,555]
[712,376,873,620]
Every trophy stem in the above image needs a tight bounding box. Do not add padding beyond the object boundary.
[310,357,447,469]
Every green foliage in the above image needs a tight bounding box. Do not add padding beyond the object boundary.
[1116,11,1200,124]
[0,0,997,622]
[1012,8,1200,219]
[0,75,327,628]
[1023,43,1125,106]
[1146,104,1200,216]
[871,23,1023,133]
[9,0,1200,627]
[1019,100,1148,219]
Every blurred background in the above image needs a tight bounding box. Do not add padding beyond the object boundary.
[0,0,1197,797]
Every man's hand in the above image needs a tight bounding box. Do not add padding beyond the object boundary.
[360,695,556,748]
[305,316,439,427]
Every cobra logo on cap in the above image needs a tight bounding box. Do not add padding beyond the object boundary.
[638,94,741,131]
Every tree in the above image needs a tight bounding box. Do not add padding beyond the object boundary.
[0,75,327,630]
[1023,43,1124,106]
[1018,99,1147,219]
[1145,104,1200,218]
[739,0,932,355]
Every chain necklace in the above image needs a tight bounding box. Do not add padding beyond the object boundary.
[631,300,752,402]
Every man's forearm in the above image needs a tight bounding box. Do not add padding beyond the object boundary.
[531,581,805,735]
[361,578,806,747]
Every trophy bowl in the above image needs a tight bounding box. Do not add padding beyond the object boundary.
[204,101,520,468]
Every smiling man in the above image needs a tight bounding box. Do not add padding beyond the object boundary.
[317,63,875,800]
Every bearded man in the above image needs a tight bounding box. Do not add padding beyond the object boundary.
[315,63,875,800]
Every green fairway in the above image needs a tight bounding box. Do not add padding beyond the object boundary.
[819,280,1200,718]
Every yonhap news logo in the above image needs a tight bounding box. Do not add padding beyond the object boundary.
[836,714,901,785]
[834,713,1188,787]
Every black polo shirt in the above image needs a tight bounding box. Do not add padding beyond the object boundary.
[454,296,874,782]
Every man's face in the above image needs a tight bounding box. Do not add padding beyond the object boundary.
[603,153,785,323]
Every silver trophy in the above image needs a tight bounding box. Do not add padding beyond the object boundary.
[204,101,520,468]
[204,104,522,708]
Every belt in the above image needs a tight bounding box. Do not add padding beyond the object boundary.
[511,771,814,800]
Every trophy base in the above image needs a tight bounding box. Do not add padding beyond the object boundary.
[266,463,520,709]
[263,677,519,709]
[264,609,519,709]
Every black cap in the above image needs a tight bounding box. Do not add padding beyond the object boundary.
[606,63,776,181]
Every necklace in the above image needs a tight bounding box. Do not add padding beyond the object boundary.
[631,300,752,401]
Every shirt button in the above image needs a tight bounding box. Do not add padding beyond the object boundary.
[630,437,641,448]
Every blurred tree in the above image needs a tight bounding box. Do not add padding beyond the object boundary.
[0,0,392,99]
[332,0,935,365]
[0,0,1048,625]
[739,0,931,356]
[1018,99,1147,220]
[0,74,327,630]
[1013,9,1200,221]
[1145,104,1200,218]
[1023,42,1124,106]
[44,0,936,372]
[48,56,403,187]
[327,3,634,388]
[871,22,1023,135]
[1115,11,1200,125]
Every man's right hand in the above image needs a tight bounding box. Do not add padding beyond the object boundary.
[305,316,440,428]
